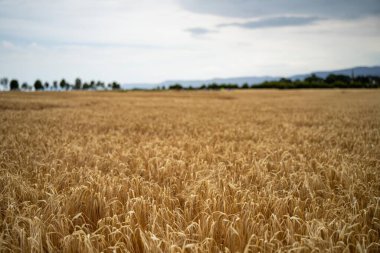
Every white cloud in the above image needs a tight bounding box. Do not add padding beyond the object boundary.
[1,40,15,49]
[0,0,379,84]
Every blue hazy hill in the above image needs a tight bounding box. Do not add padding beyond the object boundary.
[123,66,380,89]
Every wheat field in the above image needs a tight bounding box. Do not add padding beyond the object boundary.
[0,90,379,252]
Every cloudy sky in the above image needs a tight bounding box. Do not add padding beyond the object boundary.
[1,0,380,84]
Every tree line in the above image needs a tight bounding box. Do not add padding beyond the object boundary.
[168,74,380,90]
[0,78,121,91]
[2,73,380,91]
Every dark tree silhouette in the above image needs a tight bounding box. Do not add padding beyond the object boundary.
[60,79,67,90]
[83,83,90,89]
[1,78,8,90]
[34,80,44,90]
[305,74,323,83]
[74,78,82,90]
[112,82,121,90]
[325,74,351,84]
[169,84,183,90]
[96,81,104,89]
[10,79,19,90]
[279,78,292,83]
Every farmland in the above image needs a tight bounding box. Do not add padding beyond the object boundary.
[0,90,380,252]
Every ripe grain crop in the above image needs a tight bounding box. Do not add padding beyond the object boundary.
[0,90,379,252]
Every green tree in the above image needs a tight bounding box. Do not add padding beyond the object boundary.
[21,82,28,90]
[34,80,44,90]
[60,79,67,89]
[83,83,90,89]
[74,78,82,90]
[169,84,183,90]
[279,78,292,83]
[1,78,8,90]
[112,82,121,90]
[325,74,351,84]
[207,83,220,90]
[96,81,104,89]
[10,79,19,90]
[305,74,323,83]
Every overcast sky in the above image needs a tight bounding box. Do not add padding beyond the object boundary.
[1,0,380,84]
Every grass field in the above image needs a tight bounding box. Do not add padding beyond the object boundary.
[0,90,380,252]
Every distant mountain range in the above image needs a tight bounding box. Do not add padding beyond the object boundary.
[123,66,380,89]
[290,66,380,81]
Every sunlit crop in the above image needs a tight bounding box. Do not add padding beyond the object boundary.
[0,90,379,252]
